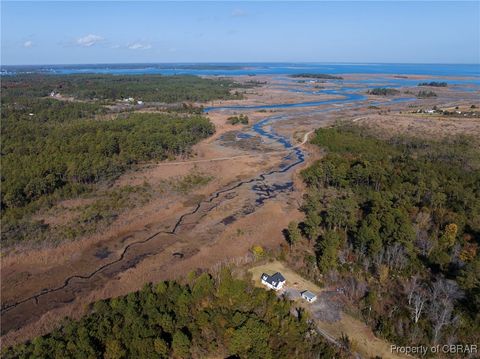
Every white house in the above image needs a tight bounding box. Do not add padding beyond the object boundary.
[261,272,286,291]
[301,290,317,303]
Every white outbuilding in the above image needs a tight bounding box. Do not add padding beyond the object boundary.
[301,290,317,303]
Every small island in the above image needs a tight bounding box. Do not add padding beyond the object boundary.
[290,73,343,80]
[227,114,249,125]
[367,87,400,96]
[416,90,437,98]
[418,81,448,87]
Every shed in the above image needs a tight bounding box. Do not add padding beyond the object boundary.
[301,290,317,303]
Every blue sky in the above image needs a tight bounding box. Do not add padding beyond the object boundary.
[1,1,479,65]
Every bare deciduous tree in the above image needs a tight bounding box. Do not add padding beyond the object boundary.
[411,289,428,324]
[385,243,409,270]
[404,275,420,305]
[404,275,428,325]
[415,231,433,256]
[428,278,463,344]
[343,276,367,301]
[414,211,433,256]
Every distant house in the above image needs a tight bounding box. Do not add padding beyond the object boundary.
[261,272,286,291]
[301,290,317,303]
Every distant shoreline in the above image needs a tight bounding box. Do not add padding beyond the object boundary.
[2,62,479,77]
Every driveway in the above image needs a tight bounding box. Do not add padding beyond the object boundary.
[282,287,301,300]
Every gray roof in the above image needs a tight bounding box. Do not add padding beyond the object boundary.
[271,272,286,282]
[261,272,286,287]
[301,290,317,300]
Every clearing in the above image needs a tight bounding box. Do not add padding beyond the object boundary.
[249,260,410,359]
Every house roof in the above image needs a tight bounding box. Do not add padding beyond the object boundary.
[301,290,317,300]
[261,272,286,287]
[271,272,286,282]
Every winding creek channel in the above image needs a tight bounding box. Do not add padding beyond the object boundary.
[1,78,418,336]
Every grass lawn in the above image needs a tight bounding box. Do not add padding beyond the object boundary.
[248,260,322,293]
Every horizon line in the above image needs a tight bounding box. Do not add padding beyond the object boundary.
[2,61,480,68]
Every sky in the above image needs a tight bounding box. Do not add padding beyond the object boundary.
[1,1,479,65]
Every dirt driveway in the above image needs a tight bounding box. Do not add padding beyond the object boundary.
[249,260,411,359]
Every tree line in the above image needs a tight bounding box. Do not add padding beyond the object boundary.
[1,74,246,103]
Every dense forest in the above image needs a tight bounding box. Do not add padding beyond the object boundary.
[290,126,479,349]
[2,270,341,359]
[1,74,245,103]
[0,74,248,246]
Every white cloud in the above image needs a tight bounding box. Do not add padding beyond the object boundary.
[23,40,33,48]
[128,42,152,50]
[76,34,103,47]
[231,9,247,17]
